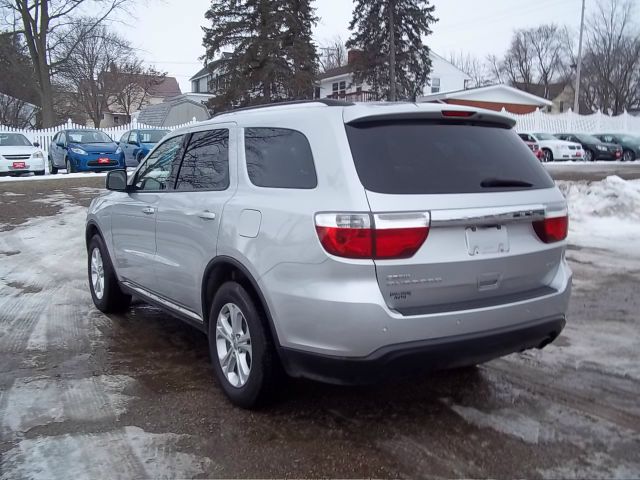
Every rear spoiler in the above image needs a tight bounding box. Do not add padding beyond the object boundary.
[343,104,516,129]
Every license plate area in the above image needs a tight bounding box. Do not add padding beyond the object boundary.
[97,157,110,164]
[465,225,509,256]
[12,161,26,169]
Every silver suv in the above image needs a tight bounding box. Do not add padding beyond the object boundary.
[86,100,572,408]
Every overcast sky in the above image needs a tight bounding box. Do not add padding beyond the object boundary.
[113,0,586,93]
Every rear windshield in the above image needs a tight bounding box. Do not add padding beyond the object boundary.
[345,121,554,194]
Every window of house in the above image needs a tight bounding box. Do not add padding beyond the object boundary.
[431,77,441,94]
[559,101,565,113]
[244,128,317,189]
[332,82,339,92]
[175,129,229,191]
[114,116,120,125]
[314,86,321,99]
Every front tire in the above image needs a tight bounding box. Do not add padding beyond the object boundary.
[34,170,45,176]
[623,149,635,162]
[208,282,281,409]
[48,156,58,174]
[543,149,553,162]
[65,157,75,174]
[88,235,131,313]
[584,149,594,162]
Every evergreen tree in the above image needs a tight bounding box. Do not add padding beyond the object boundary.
[346,0,437,101]
[202,0,318,111]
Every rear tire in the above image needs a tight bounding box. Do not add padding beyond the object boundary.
[208,282,281,409]
[584,149,594,162]
[88,235,131,313]
[623,149,635,162]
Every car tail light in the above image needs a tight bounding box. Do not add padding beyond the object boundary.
[533,213,568,243]
[442,110,475,118]
[315,212,430,259]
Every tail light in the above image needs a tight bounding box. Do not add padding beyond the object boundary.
[442,110,475,118]
[315,212,430,259]
[533,213,568,243]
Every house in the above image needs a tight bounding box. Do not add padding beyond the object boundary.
[418,84,553,114]
[136,97,210,127]
[189,53,233,95]
[315,50,472,102]
[96,75,182,128]
[513,82,575,113]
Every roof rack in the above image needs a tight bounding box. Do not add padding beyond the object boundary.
[213,99,354,117]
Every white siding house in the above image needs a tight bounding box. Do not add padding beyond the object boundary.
[317,51,471,102]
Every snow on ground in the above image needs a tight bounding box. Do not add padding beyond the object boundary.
[558,175,640,258]
[0,172,108,183]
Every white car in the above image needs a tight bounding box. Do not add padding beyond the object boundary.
[521,132,585,162]
[0,132,46,176]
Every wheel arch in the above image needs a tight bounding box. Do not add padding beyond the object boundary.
[85,220,105,250]
[201,256,281,348]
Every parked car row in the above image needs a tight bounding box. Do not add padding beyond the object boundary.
[518,131,639,162]
[47,128,170,174]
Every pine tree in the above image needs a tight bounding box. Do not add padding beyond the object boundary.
[346,0,437,101]
[202,0,318,111]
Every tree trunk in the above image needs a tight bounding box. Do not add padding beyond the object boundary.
[388,0,397,102]
[39,62,56,127]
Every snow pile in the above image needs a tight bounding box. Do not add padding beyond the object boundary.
[558,176,640,255]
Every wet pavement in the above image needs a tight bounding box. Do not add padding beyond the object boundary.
[1,173,639,478]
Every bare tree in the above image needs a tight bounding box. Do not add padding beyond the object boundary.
[0,0,130,127]
[318,36,347,72]
[448,51,493,88]
[111,63,166,118]
[57,22,135,127]
[580,0,640,114]
[498,24,572,97]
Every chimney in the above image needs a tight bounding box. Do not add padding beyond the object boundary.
[347,49,362,65]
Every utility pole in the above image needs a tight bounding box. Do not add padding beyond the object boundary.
[574,0,586,113]
[388,0,397,101]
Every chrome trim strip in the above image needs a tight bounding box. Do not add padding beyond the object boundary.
[121,281,203,323]
[430,204,547,227]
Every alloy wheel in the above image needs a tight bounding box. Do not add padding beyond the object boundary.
[90,248,105,300]
[585,150,593,162]
[216,302,252,387]
[544,150,552,162]
[623,150,633,162]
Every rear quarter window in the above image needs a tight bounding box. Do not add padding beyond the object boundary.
[345,121,554,194]
[244,128,317,189]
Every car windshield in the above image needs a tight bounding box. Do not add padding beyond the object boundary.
[533,133,556,140]
[67,130,113,144]
[576,134,602,143]
[0,133,32,147]
[139,130,169,143]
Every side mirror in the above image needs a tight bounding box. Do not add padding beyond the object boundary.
[33,141,40,148]
[106,169,128,192]
[56,141,65,148]
[128,140,139,146]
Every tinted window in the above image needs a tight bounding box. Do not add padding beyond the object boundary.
[346,121,554,194]
[134,135,184,191]
[245,128,317,189]
[176,130,229,191]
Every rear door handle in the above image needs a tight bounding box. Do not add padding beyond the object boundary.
[197,210,216,221]
[142,206,155,215]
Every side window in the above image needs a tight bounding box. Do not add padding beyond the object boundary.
[119,132,129,144]
[129,131,139,144]
[59,132,66,145]
[244,128,317,189]
[134,135,184,191]
[175,129,229,191]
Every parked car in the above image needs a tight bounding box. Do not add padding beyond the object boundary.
[49,129,123,174]
[86,101,572,408]
[554,133,622,162]
[116,129,170,167]
[521,132,584,162]
[594,133,640,162]
[517,133,544,161]
[0,132,45,176]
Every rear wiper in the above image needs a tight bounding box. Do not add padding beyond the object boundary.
[480,178,534,188]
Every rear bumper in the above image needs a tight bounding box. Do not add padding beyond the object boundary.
[279,315,565,385]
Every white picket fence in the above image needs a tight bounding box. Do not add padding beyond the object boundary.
[2,109,639,159]
[0,117,200,156]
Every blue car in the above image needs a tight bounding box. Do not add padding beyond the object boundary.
[49,129,123,174]
[116,129,169,167]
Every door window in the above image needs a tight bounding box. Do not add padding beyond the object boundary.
[133,135,184,191]
[119,132,129,144]
[59,132,66,145]
[175,129,230,191]
[129,131,139,144]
